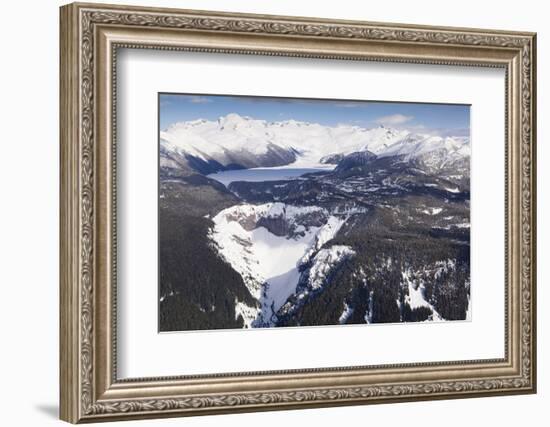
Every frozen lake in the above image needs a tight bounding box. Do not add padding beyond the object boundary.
[207,165,335,187]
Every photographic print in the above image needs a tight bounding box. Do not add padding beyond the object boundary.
[159,94,471,332]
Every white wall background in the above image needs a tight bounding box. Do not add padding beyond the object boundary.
[0,0,545,425]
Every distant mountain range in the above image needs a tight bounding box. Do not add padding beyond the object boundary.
[160,113,470,176]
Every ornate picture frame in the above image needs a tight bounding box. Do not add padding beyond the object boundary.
[60,2,536,423]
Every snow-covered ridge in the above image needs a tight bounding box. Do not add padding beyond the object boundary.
[307,246,356,290]
[219,203,325,227]
[161,113,470,170]
[208,202,348,327]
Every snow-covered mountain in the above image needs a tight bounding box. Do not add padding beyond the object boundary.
[160,114,470,175]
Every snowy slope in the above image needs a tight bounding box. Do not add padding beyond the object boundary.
[400,260,462,322]
[160,114,470,172]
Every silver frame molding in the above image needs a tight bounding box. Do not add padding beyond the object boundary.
[60,2,537,423]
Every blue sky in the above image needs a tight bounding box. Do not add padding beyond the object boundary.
[159,93,470,137]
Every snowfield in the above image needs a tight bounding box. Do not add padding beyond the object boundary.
[422,207,443,216]
[209,202,348,326]
[444,186,461,193]
[400,260,463,322]
[338,302,354,324]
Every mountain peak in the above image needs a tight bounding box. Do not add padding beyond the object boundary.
[218,113,253,127]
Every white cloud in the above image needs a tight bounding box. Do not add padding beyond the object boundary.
[334,102,366,108]
[189,96,212,104]
[374,114,413,125]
